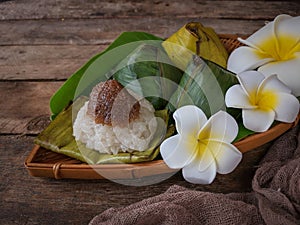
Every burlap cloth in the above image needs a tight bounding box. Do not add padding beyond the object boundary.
[89,124,300,225]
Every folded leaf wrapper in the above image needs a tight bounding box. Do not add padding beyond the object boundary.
[167,57,238,116]
[113,43,183,110]
[35,96,173,164]
[162,22,229,70]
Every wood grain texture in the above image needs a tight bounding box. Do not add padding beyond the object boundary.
[0,18,265,45]
[0,0,299,20]
[0,82,62,134]
[0,45,104,80]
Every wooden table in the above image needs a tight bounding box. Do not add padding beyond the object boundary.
[0,1,299,224]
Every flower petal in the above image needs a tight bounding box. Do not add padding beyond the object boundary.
[173,105,207,137]
[239,16,277,52]
[227,46,273,74]
[237,71,265,96]
[274,15,300,54]
[198,111,238,143]
[275,14,300,36]
[258,52,300,96]
[258,74,291,94]
[160,134,197,169]
[225,84,256,109]
[273,92,300,123]
[208,141,242,174]
[242,108,275,132]
[182,157,217,184]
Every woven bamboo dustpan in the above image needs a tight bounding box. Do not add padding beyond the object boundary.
[25,34,300,192]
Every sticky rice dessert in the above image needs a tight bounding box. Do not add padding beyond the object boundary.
[73,80,157,155]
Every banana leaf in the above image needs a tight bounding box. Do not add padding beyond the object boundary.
[35,96,174,164]
[162,22,228,70]
[167,56,239,118]
[113,43,183,110]
[50,32,163,120]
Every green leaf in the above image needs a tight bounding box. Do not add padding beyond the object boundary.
[113,43,183,110]
[167,56,239,118]
[50,32,162,120]
[234,122,255,142]
[35,97,173,164]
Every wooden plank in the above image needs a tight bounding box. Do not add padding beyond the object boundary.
[0,45,104,80]
[0,18,267,45]
[0,82,62,134]
[0,0,299,20]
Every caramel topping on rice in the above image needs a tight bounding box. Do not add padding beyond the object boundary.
[87,80,140,126]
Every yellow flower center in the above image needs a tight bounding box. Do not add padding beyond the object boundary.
[257,35,299,61]
[193,127,212,158]
[195,140,208,158]
[249,89,278,111]
[184,128,209,161]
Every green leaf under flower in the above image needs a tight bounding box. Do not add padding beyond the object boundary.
[167,56,239,117]
[166,56,258,142]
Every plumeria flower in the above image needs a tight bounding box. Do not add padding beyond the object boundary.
[227,14,300,96]
[160,106,242,184]
[225,71,299,132]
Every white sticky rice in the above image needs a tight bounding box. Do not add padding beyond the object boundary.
[73,98,157,155]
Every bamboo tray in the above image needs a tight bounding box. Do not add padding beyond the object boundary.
[25,34,300,191]
[25,114,299,181]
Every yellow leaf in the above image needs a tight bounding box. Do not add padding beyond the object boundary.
[162,22,228,70]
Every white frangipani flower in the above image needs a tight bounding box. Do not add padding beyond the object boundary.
[160,106,242,184]
[227,14,300,96]
[225,71,299,132]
